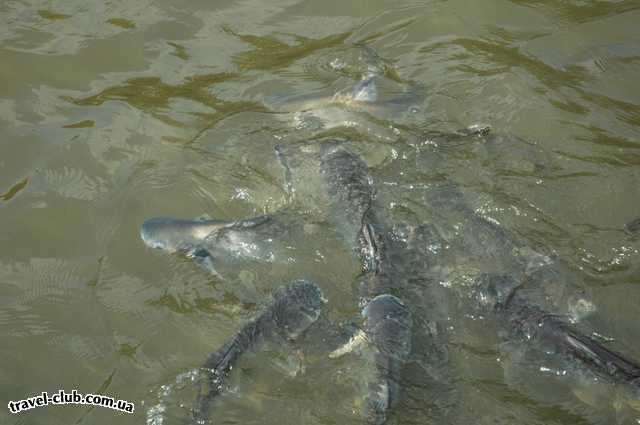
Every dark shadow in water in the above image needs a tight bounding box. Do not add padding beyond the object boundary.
[422,38,590,90]
[222,26,353,71]
[64,72,267,144]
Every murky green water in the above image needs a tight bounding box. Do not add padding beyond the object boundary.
[2,0,640,424]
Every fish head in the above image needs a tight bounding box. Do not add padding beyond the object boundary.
[272,280,327,340]
[140,217,228,254]
[473,273,520,310]
[140,217,236,277]
[362,294,412,359]
[140,214,293,278]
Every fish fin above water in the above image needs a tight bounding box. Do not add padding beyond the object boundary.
[332,73,378,104]
[360,220,382,274]
[352,74,378,102]
[356,43,390,79]
[187,248,223,280]
[275,144,295,202]
[473,273,522,310]
[331,43,383,104]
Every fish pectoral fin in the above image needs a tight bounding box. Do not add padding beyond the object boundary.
[188,248,223,279]
[329,329,369,359]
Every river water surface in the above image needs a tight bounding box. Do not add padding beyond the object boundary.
[1,1,640,424]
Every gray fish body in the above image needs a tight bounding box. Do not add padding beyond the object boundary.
[361,294,412,425]
[475,273,640,393]
[141,215,278,259]
[272,78,375,113]
[278,140,405,295]
[352,215,415,425]
[271,66,425,135]
[279,142,379,271]
[141,101,414,422]
[292,144,416,424]
[276,141,375,253]
[140,142,375,277]
[303,146,414,423]
[141,212,308,273]
[194,280,326,421]
[141,214,316,283]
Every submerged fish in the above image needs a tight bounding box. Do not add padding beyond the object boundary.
[330,294,412,425]
[279,143,414,424]
[140,139,381,275]
[268,46,425,135]
[474,273,640,397]
[141,141,414,424]
[194,280,326,421]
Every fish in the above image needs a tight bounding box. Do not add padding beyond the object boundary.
[141,141,414,424]
[474,273,640,396]
[288,143,414,424]
[140,140,376,278]
[330,294,412,425]
[275,140,375,252]
[267,46,425,136]
[193,280,326,422]
[140,211,317,279]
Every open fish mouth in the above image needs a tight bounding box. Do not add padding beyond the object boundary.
[140,217,176,251]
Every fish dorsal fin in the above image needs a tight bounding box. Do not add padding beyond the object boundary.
[332,72,378,105]
[351,72,378,103]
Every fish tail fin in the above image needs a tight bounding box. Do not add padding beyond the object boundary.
[563,327,640,385]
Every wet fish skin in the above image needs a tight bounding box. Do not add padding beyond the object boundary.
[361,294,412,425]
[140,141,378,276]
[276,140,376,251]
[194,280,325,422]
[320,144,374,228]
[475,273,640,391]
[140,212,310,277]
[271,53,425,135]
[276,73,379,114]
[140,217,233,253]
[299,143,413,424]
[142,142,414,423]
